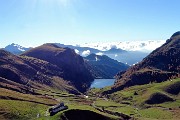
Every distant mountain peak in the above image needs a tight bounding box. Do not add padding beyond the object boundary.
[9,43,26,51]
[4,43,31,54]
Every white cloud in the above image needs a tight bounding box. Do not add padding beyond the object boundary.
[79,40,166,52]
[96,52,103,56]
[74,49,79,54]
[82,50,90,56]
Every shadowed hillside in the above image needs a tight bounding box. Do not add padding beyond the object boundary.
[22,43,94,92]
[0,49,79,94]
[60,109,116,120]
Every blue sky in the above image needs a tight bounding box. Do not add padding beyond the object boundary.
[0,0,179,47]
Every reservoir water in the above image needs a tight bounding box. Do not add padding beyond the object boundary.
[90,79,116,88]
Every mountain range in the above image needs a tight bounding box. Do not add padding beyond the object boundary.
[2,42,145,79]
[3,40,165,65]
[1,33,178,94]
[0,44,94,94]
[0,32,180,120]
[84,54,129,79]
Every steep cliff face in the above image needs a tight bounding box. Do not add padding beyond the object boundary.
[0,49,79,94]
[112,32,180,91]
[84,54,129,79]
[22,44,94,92]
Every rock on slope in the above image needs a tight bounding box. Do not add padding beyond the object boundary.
[22,43,94,92]
[84,54,129,79]
[112,31,180,92]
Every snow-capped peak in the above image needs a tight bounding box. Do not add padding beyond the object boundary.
[4,43,31,54]
[11,43,26,51]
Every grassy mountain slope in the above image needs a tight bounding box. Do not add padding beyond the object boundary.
[112,32,180,92]
[88,78,180,120]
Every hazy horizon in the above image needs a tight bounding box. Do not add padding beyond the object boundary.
[2,39,166,48]
[0,0,179,48]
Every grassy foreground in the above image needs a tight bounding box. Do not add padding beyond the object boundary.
[0,78,180,120]
[89,78,180,120]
